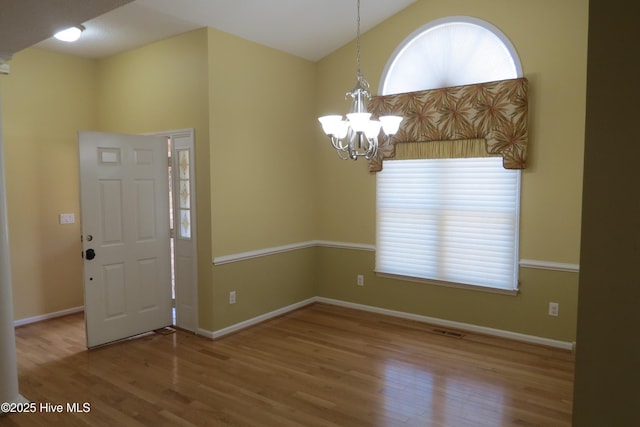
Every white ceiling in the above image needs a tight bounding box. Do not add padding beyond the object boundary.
[32,0,416,62]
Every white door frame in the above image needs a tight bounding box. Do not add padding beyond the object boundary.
[147,128,198,333]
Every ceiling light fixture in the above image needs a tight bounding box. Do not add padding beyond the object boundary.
[318,0,403,161]
[54,25,85,42]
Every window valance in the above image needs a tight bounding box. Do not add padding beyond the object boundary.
[368,78,528,172]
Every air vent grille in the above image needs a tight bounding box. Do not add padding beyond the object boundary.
[432,328,465,338]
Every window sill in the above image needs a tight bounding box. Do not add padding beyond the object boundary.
[374,271,519,296]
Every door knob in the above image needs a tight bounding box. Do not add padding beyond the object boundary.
[85,248,96,260]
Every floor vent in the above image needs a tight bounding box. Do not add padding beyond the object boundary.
[432,328,465,338]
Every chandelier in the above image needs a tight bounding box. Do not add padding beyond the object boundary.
[318,0,403,161]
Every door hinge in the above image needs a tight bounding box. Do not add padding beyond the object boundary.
[170,228,175,239]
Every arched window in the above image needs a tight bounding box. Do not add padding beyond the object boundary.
[381,16,522,95]
[375,18,524,294]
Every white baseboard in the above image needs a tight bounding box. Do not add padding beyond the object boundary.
[12,299,573,350]
[199,296,573,350]
[198,297,317,339]
[14,306,84,327]
[15,299,573,350]
[315,297,573,350]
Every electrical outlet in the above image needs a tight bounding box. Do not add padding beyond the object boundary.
[229,291,236,304]
[357,274,364,286]
[548,302,559,317]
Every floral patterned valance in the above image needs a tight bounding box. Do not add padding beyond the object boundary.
[368,78,528,172]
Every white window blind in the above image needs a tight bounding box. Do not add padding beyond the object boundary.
[376,157,520,291]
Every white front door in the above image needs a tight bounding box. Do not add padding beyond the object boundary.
[79,131,172,348]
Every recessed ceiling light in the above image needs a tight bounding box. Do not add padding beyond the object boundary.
[54,25,85,42]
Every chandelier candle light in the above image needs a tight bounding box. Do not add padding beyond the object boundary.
[318,0,403,160]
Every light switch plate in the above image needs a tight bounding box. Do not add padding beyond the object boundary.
[59,213,75,224]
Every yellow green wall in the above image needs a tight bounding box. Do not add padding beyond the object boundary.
[206,28,318,329]
[2,0,588,344]
[207,28,318,256]
[0,49,97,320]
[315,0,588,342]
[96,29,210,134]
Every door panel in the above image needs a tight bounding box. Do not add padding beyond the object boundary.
[104,263,126,318]
[100,180,124,243]
[135,179,157,239]
[80,131,171,348]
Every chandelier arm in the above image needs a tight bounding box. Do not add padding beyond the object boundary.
[342,130,375,160]
[365,137,379,160]
[336,148,352,160]
[329,136,350,152]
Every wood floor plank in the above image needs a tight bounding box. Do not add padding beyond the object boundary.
[3,302,574,426]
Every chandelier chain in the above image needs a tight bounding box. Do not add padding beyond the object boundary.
[356,0,361,79]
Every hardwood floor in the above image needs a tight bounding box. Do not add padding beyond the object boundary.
[4,303,574,426]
